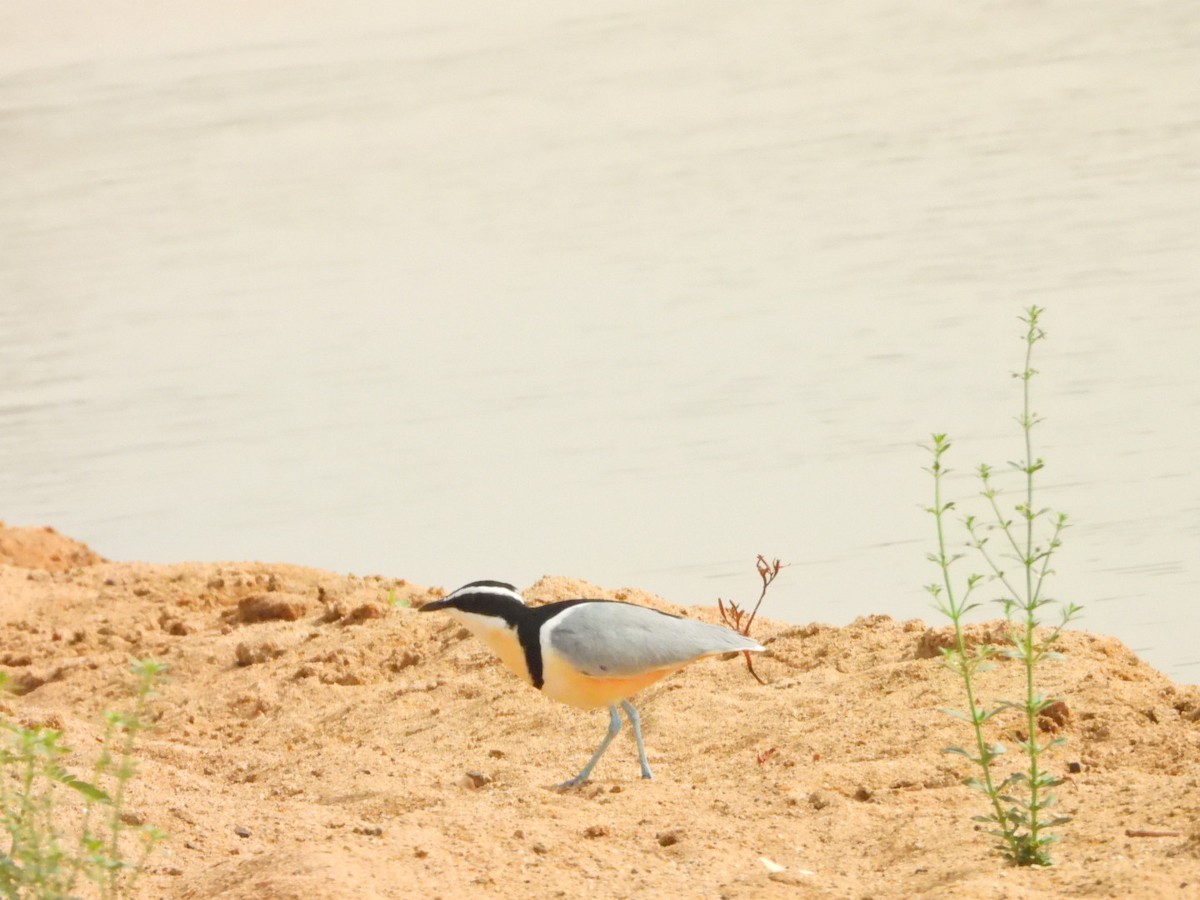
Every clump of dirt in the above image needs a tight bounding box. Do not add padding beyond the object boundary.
[0,521,103,570]
[1,523,1198,899]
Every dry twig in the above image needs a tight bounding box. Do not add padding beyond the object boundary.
[718,555,785,685]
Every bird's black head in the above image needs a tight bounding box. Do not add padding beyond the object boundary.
[419,580,526,621]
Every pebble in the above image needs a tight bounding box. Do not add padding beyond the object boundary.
[463,771,492,789]
[656,829,685,847]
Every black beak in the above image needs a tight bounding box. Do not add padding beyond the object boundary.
[418,598,453,612]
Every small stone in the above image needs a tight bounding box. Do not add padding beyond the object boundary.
[234,826,251,838]
[463,771,492,789]
[342,603,386,625]
[234,593,310,623]
[7,672,47,695]
[853,786,873,802]
[532,842,549,855]
[913,628,955,659]
[1067,760,1083,774]
[656,829,685,847]
[488,749,505,759]
[413,847,428,859]
[353,825,384,836]
[583,825,609,838]
[1039,700,1071,732]
[319,603,347,623]
[235,641,285,667]
[387,649,422,671]
[808,790,839,810]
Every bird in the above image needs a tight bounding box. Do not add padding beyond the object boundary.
[419,579,764,789]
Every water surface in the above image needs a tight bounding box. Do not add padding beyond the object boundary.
[2,2,1197,680]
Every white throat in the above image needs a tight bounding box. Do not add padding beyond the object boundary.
[448,609,531,685]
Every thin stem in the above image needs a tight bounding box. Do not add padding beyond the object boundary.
[1031,514,1067,607]
[1021,309,1045,851]
[927,437,1012,838]
[965,513,1025,607]
[982,478,1026,563]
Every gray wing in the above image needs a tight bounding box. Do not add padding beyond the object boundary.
[547,602,763,678]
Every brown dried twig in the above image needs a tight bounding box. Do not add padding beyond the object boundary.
[718,555,786,685]
[1124,829,1181,839]
[755,747,779,765]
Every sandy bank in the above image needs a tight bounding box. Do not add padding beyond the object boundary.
[1,522,1198,898]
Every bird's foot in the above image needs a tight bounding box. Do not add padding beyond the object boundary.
[550,776,589,792]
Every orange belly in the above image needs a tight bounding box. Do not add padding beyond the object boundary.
[540,649,687,710]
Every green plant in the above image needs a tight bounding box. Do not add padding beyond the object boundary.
[1,659,167,899]
[924,306,1081,866]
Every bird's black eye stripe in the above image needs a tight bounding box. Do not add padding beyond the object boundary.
[451,593,525,627]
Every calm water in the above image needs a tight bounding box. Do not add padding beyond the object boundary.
[2,2,1197,681]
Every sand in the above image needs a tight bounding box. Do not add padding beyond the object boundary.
[1,521,1198,898]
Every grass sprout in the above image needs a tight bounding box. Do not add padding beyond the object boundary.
[924,306,1081,866]
[1,659,167,899]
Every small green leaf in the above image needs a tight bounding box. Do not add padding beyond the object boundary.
[60,773,111,804]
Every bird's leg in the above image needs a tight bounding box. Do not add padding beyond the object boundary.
[553,704,623,790]
[619,700,653,780]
